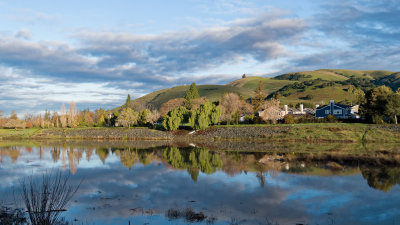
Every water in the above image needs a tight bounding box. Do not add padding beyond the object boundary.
[0,141,400,225]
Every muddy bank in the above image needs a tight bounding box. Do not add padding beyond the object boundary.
[1,124,400,143]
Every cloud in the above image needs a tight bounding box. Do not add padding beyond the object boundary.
[2,1,400,115]
[0,11,307,114]
[15,29,32,40]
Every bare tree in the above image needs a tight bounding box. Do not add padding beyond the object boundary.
[220,93,252,122]
[60,104,67,128]
[67,101,78,128]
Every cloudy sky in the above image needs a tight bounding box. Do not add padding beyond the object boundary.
[1,0,400,115]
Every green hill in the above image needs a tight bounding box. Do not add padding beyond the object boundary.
[130,84,254,109]
[124,69,399,111]
[227,76,294,94]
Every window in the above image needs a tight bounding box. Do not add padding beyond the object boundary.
[333,109,342,115]
[325,110,330,114]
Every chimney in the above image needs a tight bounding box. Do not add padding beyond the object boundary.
[330,100,334,114]
[300,104,304,114]
[284,105,288,114]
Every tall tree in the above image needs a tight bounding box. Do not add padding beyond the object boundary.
[67,101,78,127]
[126,94,131,107]
[60,104,67,128]
[252,81,266,111]
[184,83,200,108]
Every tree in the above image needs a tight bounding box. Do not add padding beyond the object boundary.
[126,94,131,107]
[67,101,78,128]
[220,93,252,124]
[138,109,151,126]
[360,85,393,122]
[354,88,365,105]
[10,111,18,120]
[284,114,295,124]
[51,111,59,128]
[189,102,221,130]
[385,94,400,124]
[162,107,186,131]
[184,83,200,108]
[60,104,67,128]
[252,81,266,111]
[117,107,138,128]
[84,110,94,126]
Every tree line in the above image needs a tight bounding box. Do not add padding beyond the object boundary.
[1,81,399,130]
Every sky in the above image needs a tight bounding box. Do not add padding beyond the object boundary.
[1,0,400,116]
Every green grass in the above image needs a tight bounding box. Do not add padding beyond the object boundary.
[227,76,294,94]
[0,128,40,139]
[279,84,357,106]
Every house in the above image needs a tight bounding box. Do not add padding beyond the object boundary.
[258,105,286,121]
[257,100,315,121]
[315,100,359,119]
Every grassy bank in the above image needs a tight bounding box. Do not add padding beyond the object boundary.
[0,123,399,143]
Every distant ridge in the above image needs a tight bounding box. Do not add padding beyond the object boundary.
[125,69,399,110]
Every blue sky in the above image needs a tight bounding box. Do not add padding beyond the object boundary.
[0,0,400,115]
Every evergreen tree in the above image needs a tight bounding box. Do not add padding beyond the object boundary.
[184,83,200,108]
[252,81,266,111]
[125,94,131,107]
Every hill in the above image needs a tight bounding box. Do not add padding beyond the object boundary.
[125,69,399,111]
[129,84,254,110]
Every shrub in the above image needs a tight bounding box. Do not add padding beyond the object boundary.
[284,115,295,124]
[372,115,384,124]
[325,114,337,123]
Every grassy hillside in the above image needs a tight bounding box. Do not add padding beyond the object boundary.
[123,69,399,111]
[278,84,357,106]
[130,84,254,109]
[227,76,294,94]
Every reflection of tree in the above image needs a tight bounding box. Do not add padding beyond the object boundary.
[163,147,223,181]
[115,148,138,169]
[51,147,60,162]
[114,148,157,169]
[86,148,94,161]
[68,147,83,174]
[0,147,21,163]
[361,167,400,192]
[96,148,109,164]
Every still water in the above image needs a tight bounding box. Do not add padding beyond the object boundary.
[0,141,400,225]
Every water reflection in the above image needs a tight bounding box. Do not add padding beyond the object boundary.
[0,141,400,224]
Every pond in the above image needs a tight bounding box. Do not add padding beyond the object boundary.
[0,141,400,225]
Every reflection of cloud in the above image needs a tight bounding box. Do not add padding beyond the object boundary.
[1,145,400,225]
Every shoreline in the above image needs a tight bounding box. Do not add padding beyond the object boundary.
[0,123,400,143]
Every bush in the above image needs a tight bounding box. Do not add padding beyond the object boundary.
[284,115,295,124]
[372,115,384,124]
[325,114,337,123]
